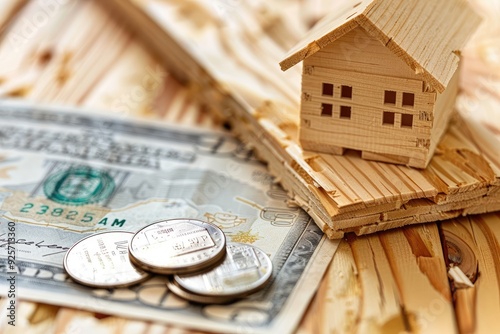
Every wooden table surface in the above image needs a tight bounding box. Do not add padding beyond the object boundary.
[0,1,499,333]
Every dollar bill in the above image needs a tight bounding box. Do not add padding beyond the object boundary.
[0,100,339,334]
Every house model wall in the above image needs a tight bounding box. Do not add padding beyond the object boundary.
[280,0,481,168]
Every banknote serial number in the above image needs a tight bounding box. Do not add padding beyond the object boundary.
[18,203,127,227]
[20,203,94,223]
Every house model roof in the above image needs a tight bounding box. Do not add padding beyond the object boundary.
[279,0,482,93]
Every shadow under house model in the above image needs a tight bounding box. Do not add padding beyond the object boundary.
[280,0,481,169]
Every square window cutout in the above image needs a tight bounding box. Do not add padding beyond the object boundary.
[401,114,413,128]
[341,86,352,99]
[340,106,351,119]
[322,83,334,96]
[403,92,415,107]
[383,111,395,125]
[321,103,333,117]
[384,91,396,105]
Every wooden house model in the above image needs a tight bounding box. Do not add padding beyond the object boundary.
[280,0,481,168]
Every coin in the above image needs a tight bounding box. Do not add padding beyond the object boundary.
[129,218,226,275]
[171,243,273,301]
[166,278,235,304]
[63,231,149,288]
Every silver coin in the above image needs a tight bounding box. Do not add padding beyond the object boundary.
[173,243,273,298]
[166,278,236,304]
[129,218,226,274]
[63,231,149,288]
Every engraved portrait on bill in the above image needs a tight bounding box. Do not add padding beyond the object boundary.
[0,101,338,334]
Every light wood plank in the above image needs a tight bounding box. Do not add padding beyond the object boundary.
[299,224,456,333]
[441,213,500,334]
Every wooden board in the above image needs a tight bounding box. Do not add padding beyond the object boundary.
[300,224,456,333]
[0,0,217,129]
[440,213,500,334]
[100,0,500,238]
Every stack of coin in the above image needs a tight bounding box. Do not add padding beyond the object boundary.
[167,242,273,303]
[63,218,273,304]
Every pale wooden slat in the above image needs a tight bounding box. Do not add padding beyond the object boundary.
[299,224,456,333]
[441,213,500,334]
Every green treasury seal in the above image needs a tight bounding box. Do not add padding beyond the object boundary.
[44,166,115,205]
